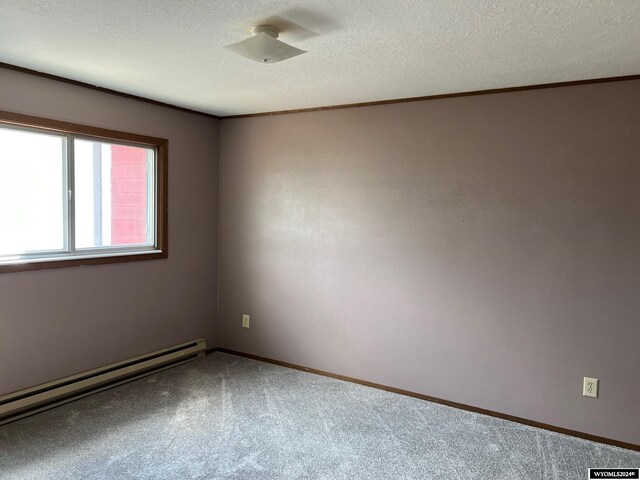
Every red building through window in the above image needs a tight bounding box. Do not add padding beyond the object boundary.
[110,145,148,245]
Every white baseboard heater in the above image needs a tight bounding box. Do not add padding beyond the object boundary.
[0,338,207,425]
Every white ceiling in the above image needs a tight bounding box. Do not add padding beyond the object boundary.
[0,0,638,117]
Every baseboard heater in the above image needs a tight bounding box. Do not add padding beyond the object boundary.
[0,338,207,425]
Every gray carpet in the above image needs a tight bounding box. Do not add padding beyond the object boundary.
[0,353,637,479]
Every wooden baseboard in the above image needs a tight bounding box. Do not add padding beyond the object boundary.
[208,347,639,452]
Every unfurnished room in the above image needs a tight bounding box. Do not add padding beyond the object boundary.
[0,1,639,479]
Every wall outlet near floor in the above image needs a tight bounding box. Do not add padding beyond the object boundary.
[242,314,250,329]
[583,377,598,398]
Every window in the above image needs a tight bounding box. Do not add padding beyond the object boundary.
[0,111,167,273]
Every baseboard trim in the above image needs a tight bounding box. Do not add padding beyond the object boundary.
[0,356,198,427]
[212,347,639,452]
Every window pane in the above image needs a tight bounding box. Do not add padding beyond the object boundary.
[74,139,154,249]
[0,126,65,257]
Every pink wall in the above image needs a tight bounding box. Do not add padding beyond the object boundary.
[1,64,638,446]
[0,68,219,395]
[218,79,640,445]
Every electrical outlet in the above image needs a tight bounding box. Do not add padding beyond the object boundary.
[242,314,250,329]
[583,377,598,398]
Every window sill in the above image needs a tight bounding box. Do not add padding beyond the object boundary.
[0,249,167,274]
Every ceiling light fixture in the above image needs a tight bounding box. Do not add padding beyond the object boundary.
[224,25,307,64]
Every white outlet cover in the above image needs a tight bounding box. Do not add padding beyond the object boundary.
[242,314,250,329]
[583,377,598,398]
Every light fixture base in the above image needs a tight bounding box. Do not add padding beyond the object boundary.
[224,24,306,64]
[252,25,279,39]
[224,25,306,63]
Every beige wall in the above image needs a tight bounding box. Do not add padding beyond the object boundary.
[0,68,219,395]
[218,79,640,444]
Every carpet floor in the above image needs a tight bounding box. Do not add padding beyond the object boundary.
[0,352,638,479]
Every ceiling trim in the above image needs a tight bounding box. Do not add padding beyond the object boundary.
[0,62,221,120]
[2,62,638,120]
[223,74,640,119]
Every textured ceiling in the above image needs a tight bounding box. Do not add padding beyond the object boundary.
[0,0,638,116]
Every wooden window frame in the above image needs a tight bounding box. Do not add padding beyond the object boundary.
[0,110,168,274]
